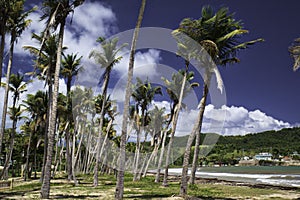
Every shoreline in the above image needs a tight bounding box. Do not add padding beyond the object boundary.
[148,168,300,190]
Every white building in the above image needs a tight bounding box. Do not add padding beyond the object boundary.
[254,153,273,161]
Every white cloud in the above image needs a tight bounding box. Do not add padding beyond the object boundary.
[0,77,67,128]
[140,103,291,137]
[14,1,117,63]
[114,49,161,78]
[203,105,291,136]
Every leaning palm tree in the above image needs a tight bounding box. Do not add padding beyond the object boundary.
[40,0,85,198]
[178,6,263,196]
[22,91,48,181]
[0,0,35,157]
[131,78,162,181]
[89,37,126,187]
[142,105,167,177]
[161,70,199,186]
[0,0,15,85]
[0,73,28,179]
[61,53,82,181]
[115,0,147,198]
[24,33,66,183]
[289,38,300,71]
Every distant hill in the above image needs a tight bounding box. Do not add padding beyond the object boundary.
[205,127,300,156]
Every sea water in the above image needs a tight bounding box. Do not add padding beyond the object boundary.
[167,166,300,187]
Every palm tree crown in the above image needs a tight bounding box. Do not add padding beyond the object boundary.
[289,38,300,71]
[176,6,263,66]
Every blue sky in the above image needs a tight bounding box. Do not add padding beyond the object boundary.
[1,0,300,135]
[105,0,300,124]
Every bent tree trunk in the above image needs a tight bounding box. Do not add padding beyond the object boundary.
[40,83,52,183]
[115,0,146,199]
[155,128,167,183]
[0,36,14,158]
[94,69,110,187]
[180,83,208,196]
[40,20,65,199]
[24,131,33,181]
[0,32,5,155]
[163,65,188,186]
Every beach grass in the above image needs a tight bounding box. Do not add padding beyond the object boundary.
[0,173,299,199]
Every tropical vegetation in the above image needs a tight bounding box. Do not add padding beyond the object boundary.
[4,1,300,200]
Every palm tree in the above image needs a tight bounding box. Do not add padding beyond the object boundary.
[89,37,126,186]
[178,6,263,195]
[0,73,28,179]
[0,1,10,85]
[93,94,117,175]
[22,91,48,181]
[40,0,85,198]
[24,33,66,182]
[289,38,300,71]
[61,53,82,181]
[131,78,162,181]
[0,0,35,158]
[115,0,146,198]
[161,70,198,186]
[0,106,23,179]
[142,106,167,177]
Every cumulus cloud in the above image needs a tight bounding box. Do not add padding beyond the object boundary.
[146,103,291,137]
[15,1,117,58]
[0,77,67,128]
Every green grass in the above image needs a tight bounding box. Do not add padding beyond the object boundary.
[0,173,299,199]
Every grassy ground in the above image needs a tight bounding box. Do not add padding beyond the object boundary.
[0,173,299,199]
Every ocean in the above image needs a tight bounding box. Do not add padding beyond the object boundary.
[167,166,300,187]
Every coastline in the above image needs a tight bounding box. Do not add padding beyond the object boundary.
[151,166,300,188]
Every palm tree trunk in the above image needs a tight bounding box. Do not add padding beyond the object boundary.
[0,123,16,180]
[24,131,32,181]
[155,128,167,183]
[40,84,52,183]
[133,127,141,181]
[71,125,78,186]
[163,66,188,186]
[40,19,65,199]
[93,69,110,187]
[1,92,18,180]
[0,36,14,157]
[115,0,146,199]
[0,29,5,87]
[180,83,208,196]
[66,77,72,181]
[65,128,72,180]
[190,123,201,184]
[34,144,37,179]
[143,132,161,177]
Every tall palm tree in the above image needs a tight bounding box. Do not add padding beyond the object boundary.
[131,78,162,181]
[115,0,146,198]
[40,0,85,198]
[289,38,300,71]
[0,106,23,179]
[161,70,198,186]
[178,6,263,195]
[0,0,35,158]
[61,53,82,181]
[0,73,28,179]
[24,33,66,182]
[0,0,16,85]
[142,106,167,177]
[22,91,48,181]
[89,37,126,186]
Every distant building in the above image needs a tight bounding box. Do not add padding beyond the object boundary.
[254,153,273,161]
